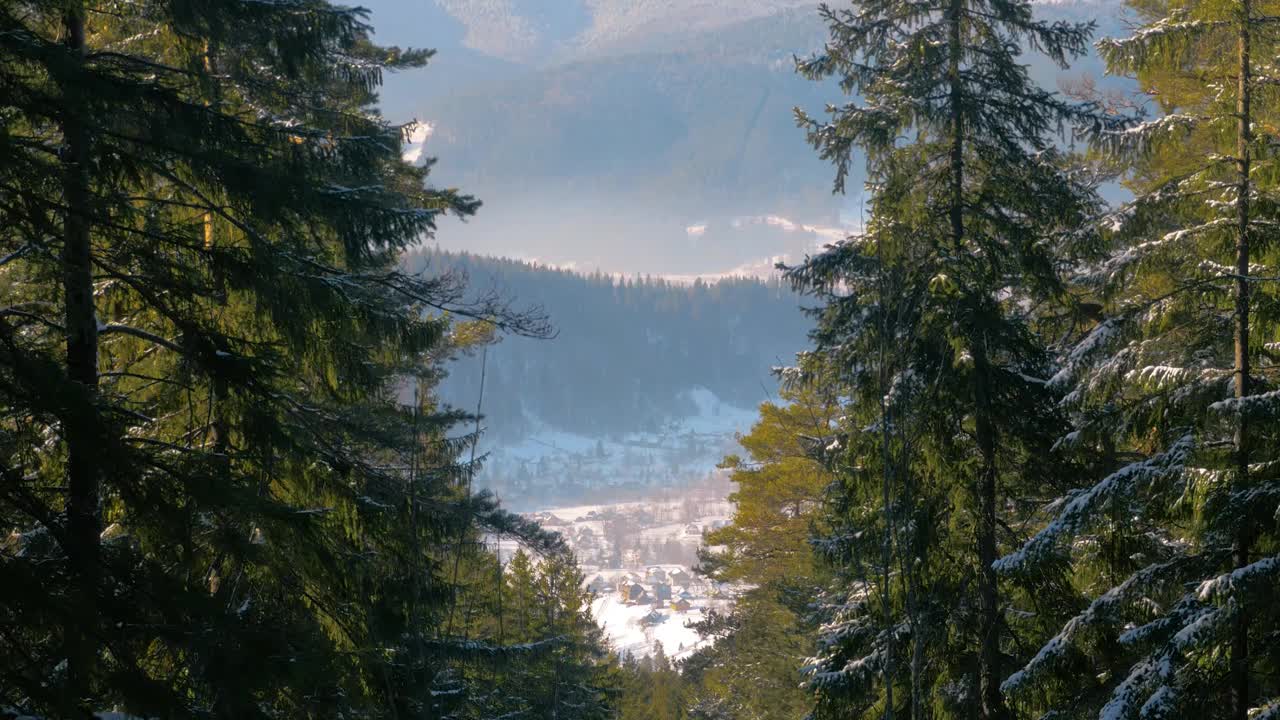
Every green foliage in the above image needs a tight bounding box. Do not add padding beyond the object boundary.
[0,1,605,718]
[672,379,840,720]
[788,1,1113,718]
[998,2,1280,718]
[448,549,620,720]
[7,2,1280,720]
[704,379,838,587]
[618,649,688,720]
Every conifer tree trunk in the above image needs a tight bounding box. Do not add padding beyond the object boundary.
[878,223,896,719]
[910,608,925,720]
[946,0,1005,715]
[902,443,926,720]
[947,0,964,257]
[973,343,1005,720]
[59,2,101,708]
[201,41,230,461]
[1231,3,1252,718]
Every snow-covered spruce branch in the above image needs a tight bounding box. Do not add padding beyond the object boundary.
[1002,555,1209,695]
[993,434,1196,575]
[1209,389,1280,417]
[1097,643,1179,719]
[1050,316,1122,389]
[1196,554,1280,604]
[1052,268,1249,393]
[1097,14,1230,75]
[1097,113,1207,156]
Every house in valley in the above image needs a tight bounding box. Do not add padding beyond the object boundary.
[654,582,672,603]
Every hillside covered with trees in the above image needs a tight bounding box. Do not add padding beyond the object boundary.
[406,249,809,441]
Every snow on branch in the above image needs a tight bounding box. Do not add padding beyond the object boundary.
[1090,217,1235,285]
[1126,365,1203,393]
[1098,651,1175,720]
[1160,217,1235,245]
[1196,554,1280,603]
[98,323,184,354]
[804,645,885,692]
[1169,603,1225,652]
[1050,317,1121,389]
[1098,13,1229,75]
[994,434,1195,575]
[1002,557,1194,695]
[1097,114,1205,156]
[1209,389,1280,417]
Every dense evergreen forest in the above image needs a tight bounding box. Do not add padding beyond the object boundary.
[0,2,610,718]
[406,249,808,439]
[3,2,1280,720]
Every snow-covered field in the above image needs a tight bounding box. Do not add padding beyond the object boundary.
[481,387,759,511]
[486,387,756,659]
[589,567,734,662]
[520,495,740,661]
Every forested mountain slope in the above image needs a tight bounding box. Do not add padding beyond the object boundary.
[405,249,810,441]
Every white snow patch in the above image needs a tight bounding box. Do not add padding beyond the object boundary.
[402,122,434,164]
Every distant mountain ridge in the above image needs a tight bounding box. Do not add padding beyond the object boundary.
[402,249,810,507]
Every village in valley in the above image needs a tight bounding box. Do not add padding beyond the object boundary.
[517,484,739,661]
[473,388,757,662]
[477,388,761,511]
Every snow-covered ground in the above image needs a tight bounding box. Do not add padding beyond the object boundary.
[519,494,740,661]
[480,387,759,511]
[485,387,756,659]
[589,567,734,662]
[503,387,756,467]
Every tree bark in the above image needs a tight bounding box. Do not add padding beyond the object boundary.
[972,342,1006,720]
[1230,3,1252,719]
[948,0,964,257]
[947,1,1006,716]
[878,177,896,720]
[59,2,101,710]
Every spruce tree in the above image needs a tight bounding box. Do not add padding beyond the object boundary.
[998,2,1280,718]
[789,1,1112,717]
[461,548,616,720]
[533,552,616,720]
[0,0,554,717]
